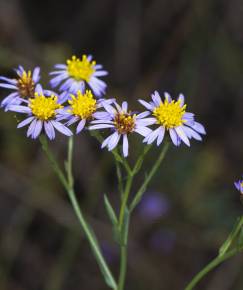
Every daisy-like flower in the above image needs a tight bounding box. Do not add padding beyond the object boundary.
[89,101,153,157]
[57,90,113,134]
[234,177,243,194]
[0,66,40,109]
[49,55,108,97]
[139,91,206,146]
[7,85,72,140]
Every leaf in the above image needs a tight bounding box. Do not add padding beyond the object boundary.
[104,194,118,226]
[237,226,243,248]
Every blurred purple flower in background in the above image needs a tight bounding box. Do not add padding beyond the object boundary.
[138,191,170,221]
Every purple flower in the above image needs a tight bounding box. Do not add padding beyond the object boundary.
[49,55,108,97]
[89,101,153,157]
[139,91,206,147]
[234,177,243,194]
[7,85,72,140]
[0,66,40,110]
[138,192,170,221]
[56,90,113,134]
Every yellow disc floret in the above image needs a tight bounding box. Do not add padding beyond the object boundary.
[153,99,186,129]
[67,55,96,82]
[114,113,136,134]
[29,93,62,120]
[17,70,35,98]
[68,90,97,119]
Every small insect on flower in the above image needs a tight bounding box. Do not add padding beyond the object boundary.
[0,66,40,110]
[49,55,108,97]
[139,91,206,146]
[7,85,72,140]
[89,101,153,157]
[57,90,113,134]
[234,177,243,194]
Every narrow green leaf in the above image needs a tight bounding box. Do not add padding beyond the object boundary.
[237,225,243,248]
[104,194,118,226]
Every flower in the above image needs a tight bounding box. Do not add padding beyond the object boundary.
[49,55,108,97]
[138,191,170,221]
[7,85,72,140]
[139,91,206,146]
[234,177,243,194]
[0,66,40,110]
[89,101,153,157]
[57,90,113,134]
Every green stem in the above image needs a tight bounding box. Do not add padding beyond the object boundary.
[219,216,243,257]
[132,145,152,175]
[67,187,117,288]
[118,171,133,229]
[116,144,162,290]
[40,136,117,289]
[66,136,74,188]
[117,158,134,290]
[129,141,169,212]
[184,245,243,290]
[185,216,243,290]
[118,246,127,290]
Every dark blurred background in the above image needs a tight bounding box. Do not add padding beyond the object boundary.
[0,0,243,289]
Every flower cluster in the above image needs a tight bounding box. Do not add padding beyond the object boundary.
[1,54,206,156]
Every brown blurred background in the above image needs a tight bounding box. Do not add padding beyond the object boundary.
[0,0,243,289]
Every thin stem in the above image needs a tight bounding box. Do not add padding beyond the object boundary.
[184,245,243,290]
[117,157,133,290]
[129,141,169,212]
[66,187,117,289]
[118,170,133,229]
[118,145,152,228]
[219,216,243,256]
[40,136,117,289]
[132,145,152,176]
[66,136,74,188]
[116,144,158,290]
[118,246,127,290]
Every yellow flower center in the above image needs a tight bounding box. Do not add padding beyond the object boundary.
[114,113,136,134]
[29,93,62,120]
[67,55,96,81]
[153,99,186,129]
[68,90,97,119]
[17,70,35,98]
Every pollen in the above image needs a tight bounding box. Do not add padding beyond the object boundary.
[153,99,186,129]
[17,70,35,98]
[67,55,96,82]
[68,90,97,119]
[29,93,62,120]
[114,113,136,134]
